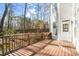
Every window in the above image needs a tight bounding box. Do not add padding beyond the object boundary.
[63,24,69,32]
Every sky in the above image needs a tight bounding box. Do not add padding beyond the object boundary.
[0,3,5,16]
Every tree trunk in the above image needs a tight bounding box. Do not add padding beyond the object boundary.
[23,3,27,32]
[0,3,10,35]
[7,4,13,30]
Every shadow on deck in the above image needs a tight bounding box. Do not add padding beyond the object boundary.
[6,39,79,56]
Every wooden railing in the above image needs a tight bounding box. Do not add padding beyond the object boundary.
[0,32,51,56]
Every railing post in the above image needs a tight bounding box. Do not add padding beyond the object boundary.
[12,35,14,51]
[15,34,17,49]
[21,34,23,47]
[42,33,44,40]
[41,33,43,40]
[5,36,7,54]
[28,33,30,45]
[24,33,26,46]
[22,34,24,47]
[13,35,16,50]
[19,34,21,48]
[20,34,22,47]
[8,36,10,52]
[2,36,4,55]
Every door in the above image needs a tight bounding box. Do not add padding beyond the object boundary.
[60,20,73,42]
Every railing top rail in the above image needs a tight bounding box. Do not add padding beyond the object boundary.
[0,32,51,38]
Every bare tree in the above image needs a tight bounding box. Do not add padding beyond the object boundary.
[7,4,13,30]
[0,3,10,35]
[37,4,39,20]
[23,3,27,32]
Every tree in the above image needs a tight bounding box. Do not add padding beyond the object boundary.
[18,16,31,30]
[7,4,13,30]
[23,3,27,32]
[0,3,10,35]
[34,20,45,30]
[37,4,39,20]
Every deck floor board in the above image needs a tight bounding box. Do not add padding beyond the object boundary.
[6,39,79,56]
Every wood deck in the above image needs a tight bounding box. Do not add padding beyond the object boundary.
[6,39,79,56]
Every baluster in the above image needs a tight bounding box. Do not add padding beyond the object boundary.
[13,35,15,49]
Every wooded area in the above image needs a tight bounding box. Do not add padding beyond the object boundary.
[0,3,56,35]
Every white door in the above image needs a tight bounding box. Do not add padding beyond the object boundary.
[60,20,73,42]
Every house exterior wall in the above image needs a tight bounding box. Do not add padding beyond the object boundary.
[74,4,79,52]
[58,3,74,42]
[50,3,79,53]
